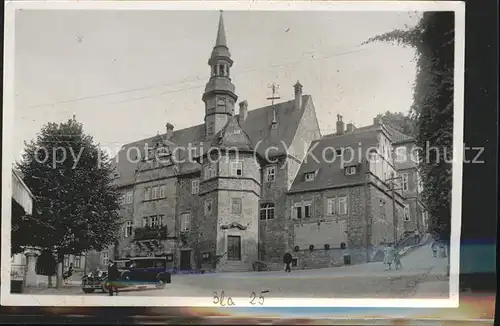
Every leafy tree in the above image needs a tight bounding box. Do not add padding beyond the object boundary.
[364,12,454,248]
[15,117,122,288]
[374,111,416,136]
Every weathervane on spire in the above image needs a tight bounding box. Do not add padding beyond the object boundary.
[267,83,281,124]
[267,83,281,106]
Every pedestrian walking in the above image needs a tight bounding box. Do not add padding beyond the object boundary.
[107,260,119,296]
[383,243,395,271]
[431,241,438,257]
[283,252,292,273]
[393,249,402,270]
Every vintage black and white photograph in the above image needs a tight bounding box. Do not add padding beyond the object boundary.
[2,1,464,307]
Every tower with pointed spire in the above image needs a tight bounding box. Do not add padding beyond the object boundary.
[202,11,238,139]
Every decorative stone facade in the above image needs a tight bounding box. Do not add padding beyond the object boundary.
[105,12,425,273]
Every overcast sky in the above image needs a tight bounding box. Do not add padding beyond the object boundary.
[13,9,420,161]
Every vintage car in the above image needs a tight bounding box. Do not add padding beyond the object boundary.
[81,259,129,294]
[81,257,171,293]
[121,256,172,289]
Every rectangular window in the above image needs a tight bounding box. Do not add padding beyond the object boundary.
[64,254,70,267]
[191,180,199,195]
[404,205,410,221]
[120,193,126,205]
[291,258,298,267]
[126,191,133,204]
[159,185,166,198]
[305,172,315,181]
[143,216,150,227]
[345,166,357,176]
[181,213,191,231]
[327,198,336,215]
[260,203,275,220]
[395,146,407,162]
[151,215,158,228]
[204,199,213,216]
[144,187,150,201]
[266,166,276,182]
[304,201,312,218]
[125,221,133,238]
[207,123,214,136]
[74,255,81,268]
[293,205,302,219]
[101,252,109,266]
[152,186,158,200]
[227,235,241,260]
[231,161,243,177]
[401,173,409,191]
[231,198,242,215]
[293,201,312,219]
[158,214,165,226]
[338,196,348,215]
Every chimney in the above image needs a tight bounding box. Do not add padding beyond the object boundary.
[238,101,248,123]
[294,81,303,110]
[346,123,356,133]
[336,114,345,135]
[166,123,174,140]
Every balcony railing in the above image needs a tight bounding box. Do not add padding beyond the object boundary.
[133,226,169,241]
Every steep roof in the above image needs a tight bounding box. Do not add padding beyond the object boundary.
[384,124,414,144]
[289,129,379,193]
[210,115,253,151]
[111,95,310,187]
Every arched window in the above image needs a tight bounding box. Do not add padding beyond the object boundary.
[260,203,275,220]
[219,64,226,76]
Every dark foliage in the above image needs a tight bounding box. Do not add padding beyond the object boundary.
[365,12,454,241]
[14,118,123,257]
[35,250,57,276]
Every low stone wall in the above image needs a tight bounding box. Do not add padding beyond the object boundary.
[292,249,343,269]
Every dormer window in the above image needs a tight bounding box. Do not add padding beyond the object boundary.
[305,172,316,182]
[231,161,243,177]
[345,165,357,175]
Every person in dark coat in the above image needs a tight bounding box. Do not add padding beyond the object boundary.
[107,260,119,296]
[283,252,292,273]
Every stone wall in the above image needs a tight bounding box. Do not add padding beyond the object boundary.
[291,248,343,269]
[213,154,261,272]
[288,185,368,248]
[369,184,404,244]
[176,173,202,269]
[259,156,289,264]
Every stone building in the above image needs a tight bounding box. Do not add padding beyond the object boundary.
[104,12,428,272]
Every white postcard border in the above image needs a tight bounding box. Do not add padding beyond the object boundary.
[2,0,465,308]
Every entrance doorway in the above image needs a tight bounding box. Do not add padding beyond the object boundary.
[180,250,192,271]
